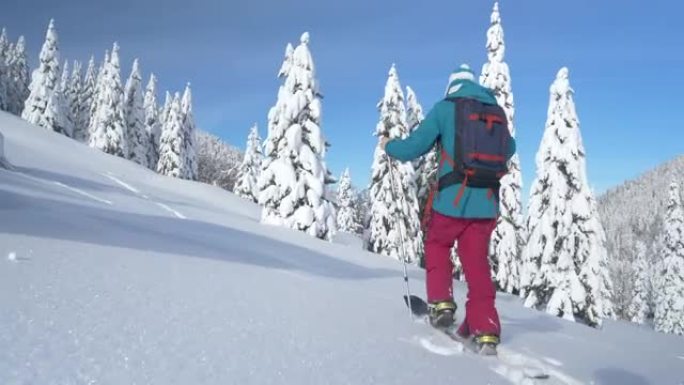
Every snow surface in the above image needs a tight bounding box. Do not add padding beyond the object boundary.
[1,111,683,384]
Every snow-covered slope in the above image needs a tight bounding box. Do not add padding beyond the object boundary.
[0,112,682,384]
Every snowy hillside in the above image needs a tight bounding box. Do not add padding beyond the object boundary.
[597,155,684,319]
[1,112,682,384]
[599,155,684,248]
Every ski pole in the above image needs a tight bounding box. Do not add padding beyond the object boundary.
[386,153,414,320]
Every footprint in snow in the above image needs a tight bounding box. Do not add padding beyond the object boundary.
[414,335,463,356]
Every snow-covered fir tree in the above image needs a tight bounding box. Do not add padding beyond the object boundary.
[479,2,524,294]
[88,43,127,157]
[156,93,184,177]
[123,59,149,167]
[367,65,423,263]
[336,168,359,233]
[609,232,637,320]
[521,68,613,327]
[406,85,438,220]
[66,61,84,140]
[6,36,31,116]
[0,28,9,57]
[58,60,75,137]
[97,50,109,82]
[257,33,336,240]
[0,28,9,111]
[59,60,70,93]
[77,56,97,142]
[355,188,371,235]
[159,90,171,126]
[180,84,198,180]
[0,28,8,56]
[21,20,68,135]
[580,196,615,325]
[87,51,108,135]
[653,182,684,335]
[234,124,263,202]
[143,74,161,169]
[628,241,652,324]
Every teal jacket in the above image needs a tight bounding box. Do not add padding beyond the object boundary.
[386,79,516,218]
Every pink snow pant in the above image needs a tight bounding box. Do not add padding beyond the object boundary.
[425,211,501,337]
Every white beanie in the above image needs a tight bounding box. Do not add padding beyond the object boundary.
[445,64,475,95]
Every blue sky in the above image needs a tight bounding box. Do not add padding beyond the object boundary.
[2,0,681,197]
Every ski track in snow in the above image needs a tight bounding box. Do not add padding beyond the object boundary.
[154,202,187,219]
[52,181,113,205]
[408,316,581,385]
[103,172,186,219]
[10,171,113,205]
[103,173,140,194]
[412,322,582,385]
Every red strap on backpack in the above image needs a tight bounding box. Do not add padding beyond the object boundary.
[421,148,453,230]
[468,113,504,130]
[421,183,437,231]
[453,170,475,208]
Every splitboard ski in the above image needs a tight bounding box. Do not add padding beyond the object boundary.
[404,295,550,381]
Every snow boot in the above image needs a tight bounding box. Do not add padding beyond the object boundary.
[472,334,499,356]
[428,301,457,328]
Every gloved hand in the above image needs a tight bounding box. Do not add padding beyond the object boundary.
[379,136,390,151]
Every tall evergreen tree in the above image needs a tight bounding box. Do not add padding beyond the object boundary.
[124,59,148,166]
[628,241,652,324]
[21,20,68,135]
[156,93,184,177]
[257,33,336,240]
[580,196,616,324]
[87,51,108,137]
[480,2,524,294]
[0,28,8,58]
[0,28,11,112]
[144,74,161,169]
[180,84,198,180]
[59,60,70,94]
[367,65,423,263]
[88,43,127,157]
[58,60,75,137]
[67,61,85,141]
[521,68,613,327]
[159,90,171,126]
[336,168,359,233]
[97,50,109,83]
[77,57,97,142]
[654,182,684,335]
[234,124,263,202]
[6,36,31,116]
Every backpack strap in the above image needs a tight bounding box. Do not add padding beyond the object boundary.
[437,97,466,193]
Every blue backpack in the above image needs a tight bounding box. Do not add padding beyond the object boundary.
[438,97,511,204]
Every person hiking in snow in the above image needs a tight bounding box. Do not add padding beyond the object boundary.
[380,64,515,354]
